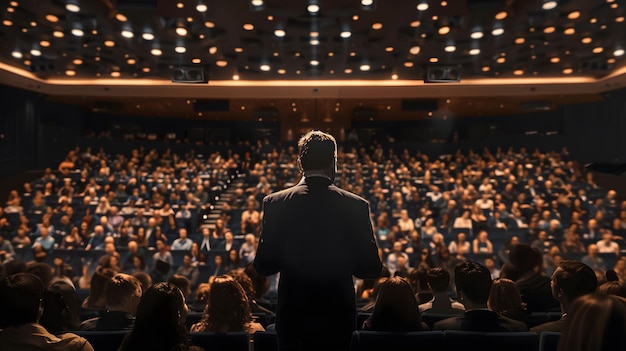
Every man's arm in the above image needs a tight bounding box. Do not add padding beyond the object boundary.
[253,197,281,276]
[352,201,383,279]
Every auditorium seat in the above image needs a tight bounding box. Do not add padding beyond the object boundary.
[253,331,278,351]
[356,312,371,330]
[443,331,539,351]
[187,332,250,351]
[421,313,459,330]
[539,331,560,351]
[74,330,129,351]
[349,330,445,351]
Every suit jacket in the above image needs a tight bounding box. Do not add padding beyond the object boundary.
[433,309,528,332]
[254,176,382,350]
[529,316,566,334]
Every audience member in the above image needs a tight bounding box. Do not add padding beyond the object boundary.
[581,243,607,273]
[433,261,527,332]
[0,273,94,351]
[530,260,597,333]
[509,244,560,313]
[488,278,527,322]
[80,273,142,331]
[418,267,464,314]
[119,282,204,351]
[557,293,626,351]
[362,276,429,332]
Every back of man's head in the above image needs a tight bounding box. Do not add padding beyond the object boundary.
[0,273,45,327]
[427,267,451,293]
[104,273,142,314]
[454,261,492,304]
[553,260,598,302]
[24,262,53,287]
[297,130,336,171]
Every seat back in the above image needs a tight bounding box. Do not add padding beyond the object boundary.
[350,330,445,351]
[187,332,250,351]
[539,332,560,351]
[253,331,278,351]
[74,330,129,351]
[443,331,539,351]
[421,313,458,330]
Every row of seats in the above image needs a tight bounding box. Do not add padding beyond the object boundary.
[73,330,561,351]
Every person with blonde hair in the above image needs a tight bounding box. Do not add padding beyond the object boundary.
[557,293,626,351]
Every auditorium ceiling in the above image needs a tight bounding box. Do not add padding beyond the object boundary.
[0,0,625,120]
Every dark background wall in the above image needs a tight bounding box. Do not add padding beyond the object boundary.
[1,84,626,184]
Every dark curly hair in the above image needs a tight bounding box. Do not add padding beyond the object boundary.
[203,275,252,333]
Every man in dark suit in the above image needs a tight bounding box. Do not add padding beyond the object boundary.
[433,261,527,332]
[530,260,597,334]
[254,131,382,351]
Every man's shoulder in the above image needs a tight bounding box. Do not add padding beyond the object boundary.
[529,319,565,334]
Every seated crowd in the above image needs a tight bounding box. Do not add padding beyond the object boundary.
[1,140,626,350]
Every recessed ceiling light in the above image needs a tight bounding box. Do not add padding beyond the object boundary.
[403,61,414,67]
[2,19,14,26]
[550,57,560,63]
[127,58,136,64]
[150,48,162,56]
[616,16,625,23]
[360,64,370,71]
[391,74,398,80]
[310,39,319,45]
[104,40,115,47]
[349,51,356,56]
[30,49,41,56]
[205,21,215,28]
[497,57,506,63]
[564,27,575,35]
[142,32,154,40]
[11,50,22,59]
[444,45,456,52]
[581,37,592,44]
[492,27,504,36]
[176,27,187,36]
[64,69,76,76]
[409,46,420,55]
[513,69,524,75]
[9,1,17,6]
[71,28,83,36]
[121,30,133,38]
[53,30,64,38]
[260,64,271,71]
[234,47,244,53]
[385,46,394,52]
[307,4,320,13]
[542,1,557,10]
[495,11,508,20]
[593,46,604,54]
[353,15,359,21]
[310,59,319,66]
[40,40,50,47]
[608,58,616,63]
[340,30,351,38]
[111,71,121,78]
[274,29,286,37]
[371,22,383,30]
[328,51,334,57]
[66,3,80,12]
[410,20,421,27]
[568,11,580,19]
[416,2,429,11]
[543,26,555,34]
[611,3,618,8]
[208,46,218,54]
[590,18,597,23]
[213,60,227,67]
[243,23,254,30]
[438,26,450,35]
[469,48,480,55]
[175,46,186,53]
[277,69,286,74]
[45,14,58,22]
[429,57,439,63]
[176,2,184,8]
[115,13,127,22]
[514,37,525,44]
[563,68,573,74]
[251,0,264,6]
[196,3,208,12]
[142,67,150,73]
[481,66,490,72]
[471,31,483,39]
[614,49,625,56]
